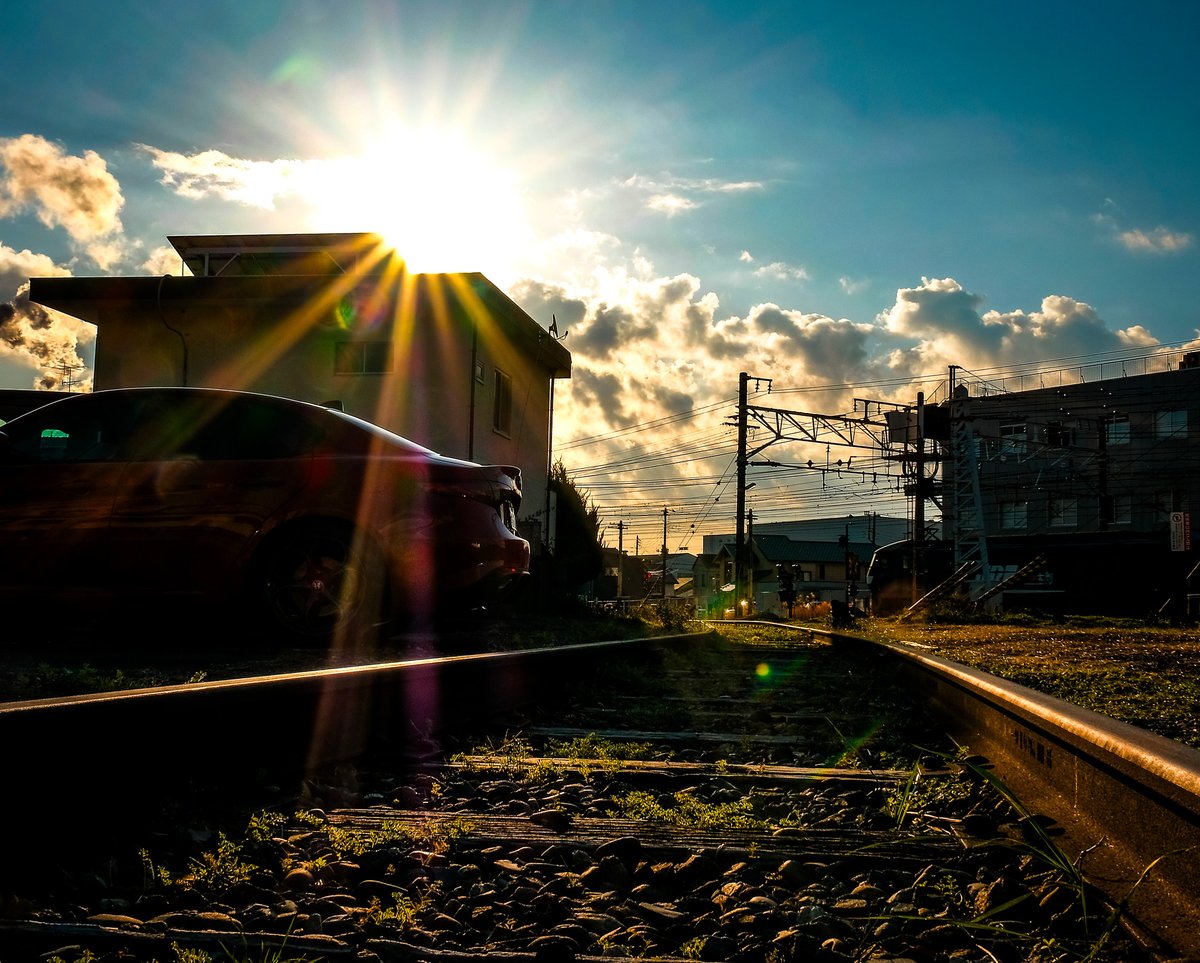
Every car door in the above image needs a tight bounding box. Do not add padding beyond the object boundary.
[0,394,133,596]
[106,393,315,598]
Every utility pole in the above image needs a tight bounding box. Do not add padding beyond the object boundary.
[733,371,771,612]
[616,520,625,598]
[746,508,755,614]
[661,507,669,606]
[735,372,749,609]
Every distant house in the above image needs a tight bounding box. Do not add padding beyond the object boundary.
[694,514,907,617]
[694,533,876,617]
[592,546,648,601]
[635,552,696,603]
[28,233,571,538]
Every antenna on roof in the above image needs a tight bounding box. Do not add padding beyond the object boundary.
[550,314,568,340]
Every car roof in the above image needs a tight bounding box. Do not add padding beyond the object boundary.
[4,386,477,464]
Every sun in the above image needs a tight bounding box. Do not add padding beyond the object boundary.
[304,125,529,282]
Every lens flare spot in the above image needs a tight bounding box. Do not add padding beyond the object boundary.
[755,662,771,678]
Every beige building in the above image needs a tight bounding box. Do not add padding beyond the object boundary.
[29,233,571,537]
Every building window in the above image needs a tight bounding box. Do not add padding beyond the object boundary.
[335,341,392,374]
[1044,421,1073,448]
[1154,491,1187,525]
[493,369,512,436]
[475,360,486,384]
[1103,414,1130,446]
[1049,496,1078,527]
[1156,409,1187,439]
[1100,494,1133,525]
[999,500,1028,530]
[999,421,1026,454]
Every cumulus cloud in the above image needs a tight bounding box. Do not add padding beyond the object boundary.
[878,277,1159,380]
[142,244,190,276]
[515,263,880,452]
[0,276,95,393]
[0,244,95,391]
[753,261,809,282]
[1116,226,1193,254]
[0,134,125,268]
[1092,206,1193,255]
[140,145,306,209]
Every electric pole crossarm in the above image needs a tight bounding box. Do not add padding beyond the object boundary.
[745,405,892,454]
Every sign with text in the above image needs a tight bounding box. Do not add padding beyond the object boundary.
[1170,512,1192,552]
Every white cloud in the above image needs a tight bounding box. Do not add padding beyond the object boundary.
[1117,226,1193,254]
[839,275,868,295]
[0,134,125,268]
[1092,206,1193,255]
[0,243,69,298]
[739,250,754,262]
[646,193,697,216]
[622,172,765,217]
[0,280,95,393]
[753,261,809,281]
[142,245,189,277]
[878,277,1159,379]
[140,145,307,209]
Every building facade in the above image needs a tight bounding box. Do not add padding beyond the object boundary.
[934,358,1200,614]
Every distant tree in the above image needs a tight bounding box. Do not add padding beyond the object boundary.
[548,458,603,594]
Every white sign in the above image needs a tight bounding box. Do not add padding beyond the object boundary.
[1170,512,1192,552]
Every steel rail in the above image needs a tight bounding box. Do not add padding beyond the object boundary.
[851,631,1200,957]
[0,632,707,869]
[717,620,1200,956]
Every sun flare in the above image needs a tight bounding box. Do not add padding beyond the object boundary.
[305,125,528,281]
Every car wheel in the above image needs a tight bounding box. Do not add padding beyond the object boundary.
[258,523,383,642]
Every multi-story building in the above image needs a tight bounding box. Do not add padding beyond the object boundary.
[928,355,1200,615]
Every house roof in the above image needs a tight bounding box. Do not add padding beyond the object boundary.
[28,234,571,378]
[167,232,389,278]
[719,533,876,564]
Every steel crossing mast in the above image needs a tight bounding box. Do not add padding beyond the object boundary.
[730,371,936,606]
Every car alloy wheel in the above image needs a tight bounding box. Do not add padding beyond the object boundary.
[261,523,380,641]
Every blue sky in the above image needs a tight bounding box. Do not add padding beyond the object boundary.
[2,0,1198,541]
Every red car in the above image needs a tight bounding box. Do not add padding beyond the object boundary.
[0,387,529,640]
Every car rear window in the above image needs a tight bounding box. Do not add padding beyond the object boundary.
[323,408,442,457]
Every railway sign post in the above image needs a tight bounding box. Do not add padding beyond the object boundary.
[1171,511,1192,552]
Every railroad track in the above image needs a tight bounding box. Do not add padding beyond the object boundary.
[0,624,1195,961]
